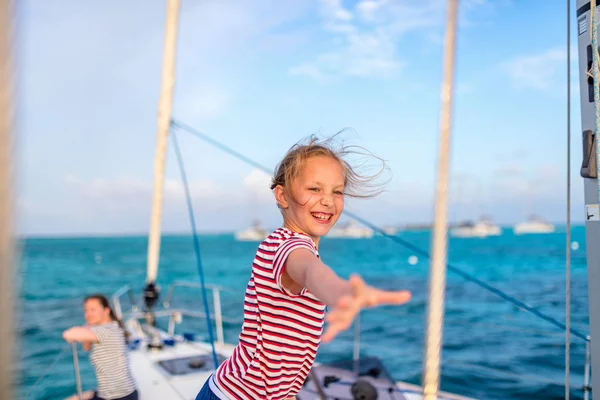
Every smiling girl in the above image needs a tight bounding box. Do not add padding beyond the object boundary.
[195,135,411,400]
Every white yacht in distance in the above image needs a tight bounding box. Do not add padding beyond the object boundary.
[450,217,502,238]
[326,220,374,239]
[513,215,555,235]
[382,226,400,235]
[234,220,269,242]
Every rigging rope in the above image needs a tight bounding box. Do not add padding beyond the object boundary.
[171,129,219,369]
[171,118,590,343]
[24,345,70,399]
[422,0,459,398]
[565,0,572,397]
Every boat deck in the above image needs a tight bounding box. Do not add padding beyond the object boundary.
[126,334,475,400]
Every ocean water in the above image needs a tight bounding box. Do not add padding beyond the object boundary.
[16,226,590,400]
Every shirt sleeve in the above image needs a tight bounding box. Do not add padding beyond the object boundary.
[272,236,318,296]
[89,324,111,342]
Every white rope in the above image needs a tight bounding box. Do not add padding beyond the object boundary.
[564,0,571,397]
[146,0,181,283]
[422,1,459,399]
[0,0,15,399]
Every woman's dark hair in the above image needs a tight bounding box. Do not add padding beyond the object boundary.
[84,294,130,343]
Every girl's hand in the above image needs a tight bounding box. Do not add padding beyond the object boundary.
[322,274,411,343]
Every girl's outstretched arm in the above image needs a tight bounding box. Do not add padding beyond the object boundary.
[283,248,353,306]
[284,248,411,342]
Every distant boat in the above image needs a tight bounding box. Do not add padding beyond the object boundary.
[450,218,501,238]
[403,223,433,232]
[327,221,374,239]
[382,226,399,235]
[234,220,269,242]
[513,216,555,235]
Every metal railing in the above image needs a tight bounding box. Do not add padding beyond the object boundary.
[111,281,239,345]
[53,282,592,400]
[111,284,139,320]
[71,343,83,400]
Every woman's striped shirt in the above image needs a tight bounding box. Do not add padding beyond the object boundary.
[89,321,137,399]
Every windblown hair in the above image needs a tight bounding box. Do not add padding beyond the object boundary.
[270,131,390,199]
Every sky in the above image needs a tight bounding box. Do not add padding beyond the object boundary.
[15,0,591,236]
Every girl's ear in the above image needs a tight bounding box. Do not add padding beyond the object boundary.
[274,185,289,209]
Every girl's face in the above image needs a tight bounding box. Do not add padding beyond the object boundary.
[276,155,345,245]
[83,298,111,326]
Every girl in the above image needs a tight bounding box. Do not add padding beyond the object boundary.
[63,294,138,400]
[196,135,411,400]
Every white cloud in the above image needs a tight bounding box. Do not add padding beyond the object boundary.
[243,169,273,203]
[65,175,223,206]
[291,0,403,80]
[502,47,566,91]
[291,0,494,81]
[49,170,280,234]
[356,0,383,22]
[321,0,354,23]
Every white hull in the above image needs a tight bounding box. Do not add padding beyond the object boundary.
[450,223,501,238]
[513,222,555,235]
[382,226,399,235]
[326,221,374,239]
[234,230,268,241]
[234,225,269,242]
[326,229,374,238]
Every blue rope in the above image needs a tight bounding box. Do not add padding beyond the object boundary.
[171,129,220,368]
[341,213,589,343]
[170,118,590,343]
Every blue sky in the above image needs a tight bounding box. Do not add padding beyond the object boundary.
[16,0,586,236]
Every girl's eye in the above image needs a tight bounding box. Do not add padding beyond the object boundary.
[334,191,344,195]
[309,188,320,192]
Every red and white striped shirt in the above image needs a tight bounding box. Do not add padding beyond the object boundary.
[213,228,326,400]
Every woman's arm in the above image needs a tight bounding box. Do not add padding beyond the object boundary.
[62,326,99,344]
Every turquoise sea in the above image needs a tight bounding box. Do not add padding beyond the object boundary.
[16,226,590,399]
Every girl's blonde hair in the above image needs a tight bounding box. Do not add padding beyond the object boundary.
[270,132,390,199]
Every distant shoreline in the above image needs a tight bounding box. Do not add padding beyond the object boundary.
[19,223,586,240]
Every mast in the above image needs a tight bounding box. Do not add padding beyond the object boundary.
[144,0,181,311]
[0,0,14,398]
[422,0,459,399]
[575,0,600,394]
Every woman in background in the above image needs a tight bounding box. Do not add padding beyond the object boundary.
[63,294,138,400]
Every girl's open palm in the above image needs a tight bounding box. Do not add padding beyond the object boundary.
[322,274,411,343]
